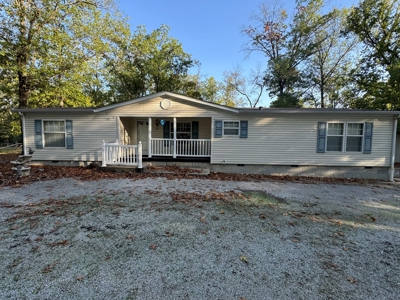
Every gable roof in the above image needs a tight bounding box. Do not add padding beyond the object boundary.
[93,91,240,113]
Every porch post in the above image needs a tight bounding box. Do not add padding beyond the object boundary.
[138,141,143,169]
[148,117,152,158]
[101,140,106,167]
[173,117,177,158]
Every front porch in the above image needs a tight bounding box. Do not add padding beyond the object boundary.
[102,117,212,167]
[120,116,212,158]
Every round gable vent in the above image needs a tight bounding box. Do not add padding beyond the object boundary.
[160,99,171,109]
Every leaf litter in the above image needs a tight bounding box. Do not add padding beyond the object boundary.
[0,157,400,299]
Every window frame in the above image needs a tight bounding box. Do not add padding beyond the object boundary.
[170,121,192,139]
[326,122,364,153]
[222,120,240,136]
[42,119,67,148]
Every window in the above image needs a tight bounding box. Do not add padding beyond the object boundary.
[223,121,239,136]
[170,122,191,139]
[327,123,344,151]
[346,123,363,152]
[326,122,364,152]
[43,121,66,147]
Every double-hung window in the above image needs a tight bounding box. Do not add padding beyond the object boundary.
[223,121,239,136]
[326,122,364,152]
[327,123,344,151]
[346,123,363,152]
[43,121,66,147]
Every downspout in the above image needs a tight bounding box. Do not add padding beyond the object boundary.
[389,115,398,182]
[18,112,26,155]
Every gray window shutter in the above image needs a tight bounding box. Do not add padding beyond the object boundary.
[34,120,43,149]
[214,120,222,138]
[317,122,326,153]
[240,120,248,138]
[163,121,170,147]
[163,121,170,138]
[363,122,373,154]
[192,121,199,139]
[66,120,73,149]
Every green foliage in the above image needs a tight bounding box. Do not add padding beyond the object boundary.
[302,8,358,108]
[0,0,130,109]
[108,25,197,103]
[346,0,400,109]
[243,0,332,107]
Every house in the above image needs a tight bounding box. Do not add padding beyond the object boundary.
[14,91,399,180]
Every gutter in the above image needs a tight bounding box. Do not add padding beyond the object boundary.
[389,115,398,182]
[18,112,26,155]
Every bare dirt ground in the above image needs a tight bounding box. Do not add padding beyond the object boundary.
[1,174,400,300]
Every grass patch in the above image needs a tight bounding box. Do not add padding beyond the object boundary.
[0,148,21,154]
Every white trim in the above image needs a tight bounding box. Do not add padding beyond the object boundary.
[173,117,177,158]
[148,117,152,158]
[42,119,67,148]
[116,116,121,143]
[223,120,240,136]
[93,91,239,113]
[326,122,365,153]
[390,117,397,181]
[19,112,27,155]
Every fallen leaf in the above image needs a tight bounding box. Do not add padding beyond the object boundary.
[42,263,56,273]
[240,255,249,263]
[149,244,157,250]
[76,276,84,281]
[347,277,358,284]
[291,238,300,243]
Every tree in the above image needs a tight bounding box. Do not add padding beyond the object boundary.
[303,8,358,108]
[0,0,129,110]
[108,25,197,102]
[223,64,266,107]
[345,0,400,109]
[243,0,332,107]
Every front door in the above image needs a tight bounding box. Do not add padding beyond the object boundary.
[137,121,149,155]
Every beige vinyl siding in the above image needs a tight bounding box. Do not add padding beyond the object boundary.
[211,114,394,167]
[25,112,117,161]
[107,97,234,118]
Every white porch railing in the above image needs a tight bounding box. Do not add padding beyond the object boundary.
[150,138,211,157]
[102,140,142,168]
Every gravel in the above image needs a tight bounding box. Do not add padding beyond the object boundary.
[1,177,400,299]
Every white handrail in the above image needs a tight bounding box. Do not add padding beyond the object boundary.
[150,138,211,157]
[102,141,142,168]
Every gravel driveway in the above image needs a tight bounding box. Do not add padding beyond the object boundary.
[1,177,400,299]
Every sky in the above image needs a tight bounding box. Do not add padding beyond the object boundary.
[116,0,359,106]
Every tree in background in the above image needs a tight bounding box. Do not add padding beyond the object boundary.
[302,8,358,108]
[222,64,266,107]
[0,0,129,110]
[346,0,400,110]
[242,0,332,107]
[107,25,197,103]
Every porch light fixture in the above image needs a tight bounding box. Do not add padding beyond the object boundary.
[155,119,159,129]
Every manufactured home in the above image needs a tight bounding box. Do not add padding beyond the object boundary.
[14,92,399,180]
